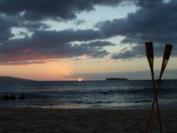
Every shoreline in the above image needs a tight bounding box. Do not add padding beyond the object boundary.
[0,107,177,133]
[1,101,177,110]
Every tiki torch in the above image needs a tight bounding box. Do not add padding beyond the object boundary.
[155,44,173,133]
[144,42,156,133]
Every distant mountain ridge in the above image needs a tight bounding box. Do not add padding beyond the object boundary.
[0,76,33,82]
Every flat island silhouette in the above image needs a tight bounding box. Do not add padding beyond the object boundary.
[106,77,128,81]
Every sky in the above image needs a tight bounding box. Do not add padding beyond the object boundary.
[0,0,177,81]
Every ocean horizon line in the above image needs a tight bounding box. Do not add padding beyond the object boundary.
[0,76,177,82]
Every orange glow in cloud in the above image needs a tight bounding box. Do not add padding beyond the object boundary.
[0,60,73,80]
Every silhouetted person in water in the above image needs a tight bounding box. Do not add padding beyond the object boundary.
[9,94,16,100]
[19,94,26,100]
[2,94,16,100]
[2,94,9,100]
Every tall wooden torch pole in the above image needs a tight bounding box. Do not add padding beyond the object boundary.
[144,42,156,133]
[156,44,173,133]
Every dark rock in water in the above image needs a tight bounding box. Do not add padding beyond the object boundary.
[9,94,16,100]
[19,94,26,100]
[2,94,9,100]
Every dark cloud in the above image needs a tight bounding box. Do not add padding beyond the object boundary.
[0,30,114,64]
[30,29,104,45]
[95,0,177,58]
[0,13,49,43]
[135,0,162,8]
[112,43,177,59]
[0,13,111,65]
[0,0,124,21]
[0,15,18,42]
[97,0,177,44]
[0,0,176,64]
[111,45,144,59]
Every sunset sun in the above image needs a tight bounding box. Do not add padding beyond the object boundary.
[77,78,83,82]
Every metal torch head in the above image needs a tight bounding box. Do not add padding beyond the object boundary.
[145,42,154,73]
[159,44,173,79]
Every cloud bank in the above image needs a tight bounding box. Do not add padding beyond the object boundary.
[0,0,176,64]
[96,0,177,58]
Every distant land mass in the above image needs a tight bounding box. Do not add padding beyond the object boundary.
[0,76,33,82]
[106,77,128,81]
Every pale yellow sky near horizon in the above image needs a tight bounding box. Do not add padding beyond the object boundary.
[0,56,176,80]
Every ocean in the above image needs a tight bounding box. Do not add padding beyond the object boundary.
[0,80,177,109]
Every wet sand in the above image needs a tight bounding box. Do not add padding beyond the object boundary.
[0,107,177,133]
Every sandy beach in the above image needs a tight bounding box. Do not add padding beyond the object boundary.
[0,107,177,133]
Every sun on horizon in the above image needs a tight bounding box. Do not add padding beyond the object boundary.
[77,78,83,82]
